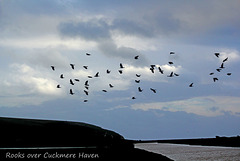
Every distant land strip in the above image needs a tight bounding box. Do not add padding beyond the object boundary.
[131,136,240,148]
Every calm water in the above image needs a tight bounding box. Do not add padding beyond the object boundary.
[135,143,240,161]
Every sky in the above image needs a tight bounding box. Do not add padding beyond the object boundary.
[0,0,240,140]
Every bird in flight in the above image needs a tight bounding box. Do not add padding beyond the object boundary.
[70,64,75,70]
[174,73,179,76]
[134,55,139,59]
[69,89,74,95]
[106,69,111,74]
[57,84,61,88]
[120,63,124,68]
[150,67,155,73]
[170,52,175,55]
[74,79,80,82]
[227,73,232,76]
[60,74,64,79]
[83,66,88,69]
[215,53,220,58]
[223,57,228,63]
[219,63,225,69]
[118,70,123,74]
[209,72,214,75]
[189,83,193,87]
[84,100,88,102]
[158,67,164,74]
[132,97,136,100]
[150,88,156,93]
[213,78,218,82]
[109,84,114,88]
[216,69,221,72]
[168,62,174,65]
[85,80,89,86]
[102,90,107,92]
[94,72,99,77]
[167,72,174,77]
[138,87,143,92]
[135,80,140,83]
[86,53,91,56]
[70,79,74,85]
[136,74,141,77]
[84,90,89,96]
[51,66,55,71]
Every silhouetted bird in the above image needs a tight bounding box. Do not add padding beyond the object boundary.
[70,79,74,85]
[220,63,225,69]
[170,52,175,55]
[158,67,164,74]
[132,97,136,100]
[227,73,232,76]
[109,84,114,88]
[174,73,179,76]
[85,80,89,86]
[213,78,218,82]
[216,69,221,72]
[189,83,193,87]
[150,67,154,73]
[209,72,214,75]
[215,53,220,58]
[150,88,156,93]
[106,69,111,74]
[136,74,141,77]
[88,76,93,78]
[223,57,228,62]
[118,70,123,74]
[70,89,74,95]
[168,62,174,65]
[85,86,89,90]
[150,65,156,68]
[74,79,80,82]
[102,90,107,92]
[51,66,55,71]
[94,72,99,77]
[70,64,75,70]
[86,53,91,56]
[60,74,64,79]
[84,90,89,96]
[120,63,124,68]
[83,66,88,69]
[138,87,143,92]
[135,80,140,83]
[57,84,61,88]
[134,55,139,59]
[84,100,88,102]
[167,72,174,77]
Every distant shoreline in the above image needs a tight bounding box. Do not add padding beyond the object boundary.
[131,136,240,148]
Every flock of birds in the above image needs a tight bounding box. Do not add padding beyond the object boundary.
[50,52,232,102]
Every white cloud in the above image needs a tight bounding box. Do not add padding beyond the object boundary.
[123,64,182,82]
[0,64,64,107]
[219,49,240,63]
[131,96,240,117]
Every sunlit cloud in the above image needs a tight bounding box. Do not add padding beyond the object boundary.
[131,96,240,117]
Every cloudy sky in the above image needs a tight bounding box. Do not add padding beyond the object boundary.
[1,0,240,139]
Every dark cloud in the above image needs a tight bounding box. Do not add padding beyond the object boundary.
[59,19,111,41]
[112,19,155,38]
[58,18,150,66]
[97,40,150,66]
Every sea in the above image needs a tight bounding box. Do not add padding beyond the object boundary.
[135,143,240,161]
